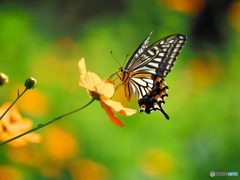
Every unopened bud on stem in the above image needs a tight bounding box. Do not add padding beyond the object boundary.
[24,77,37,89]
[0,72,9,86]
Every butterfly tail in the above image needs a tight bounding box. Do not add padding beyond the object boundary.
[138,76,170,119]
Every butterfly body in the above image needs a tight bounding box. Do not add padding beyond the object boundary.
[119,32,186,119]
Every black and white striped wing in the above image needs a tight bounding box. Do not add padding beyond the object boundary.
[138,75,170,119]
[127,73,154,99]
[127,34,187,78]
[120,33,187,119]
[124,32,152,70]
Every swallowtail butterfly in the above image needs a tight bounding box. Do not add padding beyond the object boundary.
[119,32,186,119]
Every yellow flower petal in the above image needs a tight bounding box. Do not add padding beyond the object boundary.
[86,72,102,91]
[0,102,41,147]
[102,99,122,111]
[100,101,125,127]
[79,75,94,92]
[103,99,137,116]
[25,132,42,143]
[96,82,114,98]
[78,58,87,76]
[78,59,114,98]
[78,58,102,92]
[118,107,137,116]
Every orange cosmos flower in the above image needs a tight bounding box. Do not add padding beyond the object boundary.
[0,102,41,147]
[161,0,204,15]
[78,58,136,127]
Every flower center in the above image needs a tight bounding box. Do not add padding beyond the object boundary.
[89,91,101,101]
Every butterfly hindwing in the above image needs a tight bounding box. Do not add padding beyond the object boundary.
[128,73,154,99]
[138,75,169,119]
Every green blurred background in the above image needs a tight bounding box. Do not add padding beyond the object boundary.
[1,0,240,179]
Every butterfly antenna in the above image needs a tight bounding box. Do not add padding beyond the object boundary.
[109,78,123,100]
[108,71,118,80]
[109,81,123,100]
[123,54,129,67]
[110,51,122,67]
[115,82,123,91]
[112,75,119,82]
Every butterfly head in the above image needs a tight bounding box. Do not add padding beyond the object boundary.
[119,67,127,73]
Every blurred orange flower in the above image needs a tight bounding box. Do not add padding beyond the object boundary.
[43,126,79,161]
[0,102,41,147]
[228,1,240,32]
[13,88,49,116]
[78,58,136,127]
[161,0,204,15]
[69,159,110,180]
[139,148,175,177]
[188,56,222,87]
[0,165,23,180]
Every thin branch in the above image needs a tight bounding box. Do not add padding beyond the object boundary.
[0,88,28,120]
[0,99,95,146]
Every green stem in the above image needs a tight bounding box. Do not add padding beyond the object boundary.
[0,88,28,120]
[0,99,95,146]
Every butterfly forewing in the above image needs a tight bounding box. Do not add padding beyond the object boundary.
[129,34,187,77]
[124,32,152,70]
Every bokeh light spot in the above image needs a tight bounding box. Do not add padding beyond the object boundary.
[161,0,205,15]
[139,148,175,177]
[42,126,79,161]
[69,159,110,180]
[228,1,240,32]
[0,166,23,180]
[12,88,49,116]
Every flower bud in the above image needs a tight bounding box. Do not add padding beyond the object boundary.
[24,77,37,89]
[0,72,9,86]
